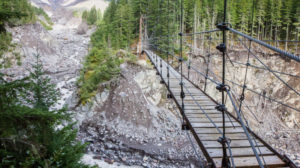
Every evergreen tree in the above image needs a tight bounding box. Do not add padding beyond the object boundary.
[0,53,92,168]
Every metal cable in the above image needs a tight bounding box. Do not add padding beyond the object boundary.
[207,68,300,113]
[228,27,300,62]
[230,60,300,79]
[226,90,264,167]
[147,50,205,167]
[236,37,300,96]
[148,50,236,168]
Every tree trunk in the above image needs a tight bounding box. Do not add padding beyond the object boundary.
[138,15,143,58]
[285,24,289,51]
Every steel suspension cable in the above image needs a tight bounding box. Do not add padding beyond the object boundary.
[226,90,264,168]
[236,37,300,96]
[235,1,267,166]
[179,0,186,129]
[218,0,231,166]
[167,0,170,90]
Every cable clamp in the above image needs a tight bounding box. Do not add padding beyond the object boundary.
[182,121,190,130]
[180,91,185,99]
[216,84,229,92]
[215,104,227,112]
[217,137,231,145]
[240,94,245,101]
[216,43,226,52]
[178,57,183,62]
[178,32,183,36]
[216,22,229,30]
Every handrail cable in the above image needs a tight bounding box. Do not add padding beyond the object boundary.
[228,27,300,62]
[226,90,264,167]
[235,0,266,166]
[236,37,300,96]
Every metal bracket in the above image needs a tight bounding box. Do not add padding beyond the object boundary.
[180,91,185,99]
[216,43,226,52]
[216,84,228,92]
[216,104,227,112]
[216,23,229,30]
[182,121,190,130]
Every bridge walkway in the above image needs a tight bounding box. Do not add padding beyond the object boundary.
[144,49,290,168]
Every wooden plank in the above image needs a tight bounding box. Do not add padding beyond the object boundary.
[214,155,286,168]
[185,113,224,118]
[198,133,248,140]
[195,127,245,134]
[191,122,241,128]
[176,96,210,100]
[207,147,274,158]
[202,140,263,148]
[182,103,217,107]
[188,117,232,123]
[189,117,235,123]
[184,106,216,110]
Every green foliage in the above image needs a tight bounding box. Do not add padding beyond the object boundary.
[34,7,53,26]
[0,1,52,64]
[0,54,93,167]
[25,54,58,110]
[0,32,12,57]
[78,47,121,104]
[82,6,102,25]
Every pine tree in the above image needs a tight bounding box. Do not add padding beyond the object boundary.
[0,53,92,167]
[25,53,58,110]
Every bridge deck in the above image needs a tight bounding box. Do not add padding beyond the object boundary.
[144,50,290,168]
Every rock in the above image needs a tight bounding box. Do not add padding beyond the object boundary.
[104,158,114,164]
[92,155,101,160]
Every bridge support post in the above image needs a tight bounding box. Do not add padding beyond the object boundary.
[216,0,231,167]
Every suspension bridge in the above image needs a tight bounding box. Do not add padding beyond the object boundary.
[138,0,300,167]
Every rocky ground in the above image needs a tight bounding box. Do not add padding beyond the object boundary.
[1,7,93,110]
[70,61,206,167]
